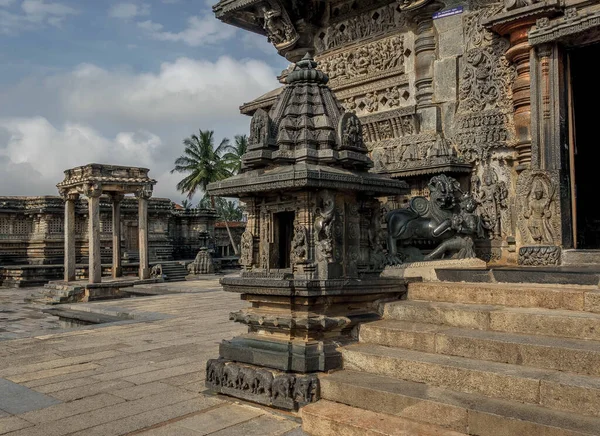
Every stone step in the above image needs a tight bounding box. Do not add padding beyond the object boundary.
[382,300,600,340]
[301,400,468,436]
[341,343,600,417]
[318,370,600,436]
[435,267,600,286]
[359,319,600,377]
[408,281,600,313]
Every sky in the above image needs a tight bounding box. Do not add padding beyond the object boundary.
[0,0,288,203]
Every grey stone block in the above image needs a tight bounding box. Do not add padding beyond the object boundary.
[434,58,458,103]
[0,378,61,414]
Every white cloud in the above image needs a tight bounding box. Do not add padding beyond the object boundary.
[52,56,276,124]
[138,14,235,46]
[0,0,76,34]
[109,2,150,20]
[0,117,159,175]
[0,56,282,200]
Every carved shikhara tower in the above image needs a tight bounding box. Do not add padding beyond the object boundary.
[215,0,600,266]
[205,55,407,409]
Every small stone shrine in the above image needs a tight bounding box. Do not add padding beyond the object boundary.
[205,54,408,410]
[56,164,156,284]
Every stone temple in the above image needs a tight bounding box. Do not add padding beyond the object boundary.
[202,0,600,435]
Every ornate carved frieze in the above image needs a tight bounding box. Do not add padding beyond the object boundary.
[529,7,600,46]
[314,191,335,265]
[516,170,561,246]
[291,224,308,264]
[317,35,405,91]
[361,107,419,143]
[371,132,469,177]
[454,109,513,161]
[518,245,560,266]
[315,3,408,53]
[464,3,504,50]
[206,360,319,410]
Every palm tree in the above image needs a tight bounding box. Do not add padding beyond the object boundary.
[171,130,231,201]
[222,134,248,175]
[180,199,192,210]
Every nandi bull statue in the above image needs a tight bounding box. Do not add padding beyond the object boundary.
[386,174,484,264]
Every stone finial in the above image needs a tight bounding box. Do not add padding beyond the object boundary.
[285,53,329,85]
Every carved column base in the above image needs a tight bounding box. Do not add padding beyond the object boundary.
[206,360,319,410]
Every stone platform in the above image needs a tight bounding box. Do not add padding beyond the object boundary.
[0,279,305,435]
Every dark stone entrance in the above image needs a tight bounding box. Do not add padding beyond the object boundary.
[570,42,600,249]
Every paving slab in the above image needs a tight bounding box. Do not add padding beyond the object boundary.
[0,378,61,414]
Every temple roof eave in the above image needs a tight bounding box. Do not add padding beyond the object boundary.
[206,164,408,198]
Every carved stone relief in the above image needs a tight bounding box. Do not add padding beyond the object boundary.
[471,163,510,239]
[516,170,561,246]
[240,231,254,267]
[338,112,367,151]
[314,191,335,264]
[503,0,541,12]
[258,1,299,50]
[206,360,319,410]
[291,225,308,264]
[455,6,515,163]
[529,7,600,46]
[318,35,405,90]
[315,3,408,53]
[518,245,560,266]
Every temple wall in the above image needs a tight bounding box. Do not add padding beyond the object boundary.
[0,196,217,265]
[308,0,518,262]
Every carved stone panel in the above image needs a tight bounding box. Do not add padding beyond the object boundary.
[516,170,561,246]
[318,35,405,91]
[315,3,408,53]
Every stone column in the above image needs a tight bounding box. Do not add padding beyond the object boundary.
[136,188,152,280]
[85,184,103,284]
[111,194,124,278]
[63,193,78,282]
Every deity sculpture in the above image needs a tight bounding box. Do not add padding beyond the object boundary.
[524,178,554,244]
[474,167,508,239]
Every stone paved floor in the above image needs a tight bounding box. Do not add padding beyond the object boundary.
[0,279,307,435]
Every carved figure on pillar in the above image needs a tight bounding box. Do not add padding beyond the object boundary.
[314,191,335,264]
[524,177,554,244]
[240,231,254,268]
[473,167,508,239]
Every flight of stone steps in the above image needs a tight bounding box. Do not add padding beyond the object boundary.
[157,261,188,282]
[302,280,600,436]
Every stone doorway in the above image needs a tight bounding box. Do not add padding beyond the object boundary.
[126,224,139,252]
[569,42,600,249]
[275,211,294,269]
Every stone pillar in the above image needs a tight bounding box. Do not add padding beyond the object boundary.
[136,188,152,280]
[63,193,78,282]
[111,194,124,278]
[85,184,103,284]
[409,2,443,132]
[413,7,439,106]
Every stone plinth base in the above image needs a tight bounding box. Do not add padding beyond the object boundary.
[382,258,487,281]
[206,359,319,410]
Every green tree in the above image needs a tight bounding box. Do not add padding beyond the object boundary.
[170,130,232,201]
[180,199,192,210]
[222,134,248,175]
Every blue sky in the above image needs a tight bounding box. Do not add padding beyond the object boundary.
[0,0,288,201]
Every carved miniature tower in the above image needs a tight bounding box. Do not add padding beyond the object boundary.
[206,54,407,410]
